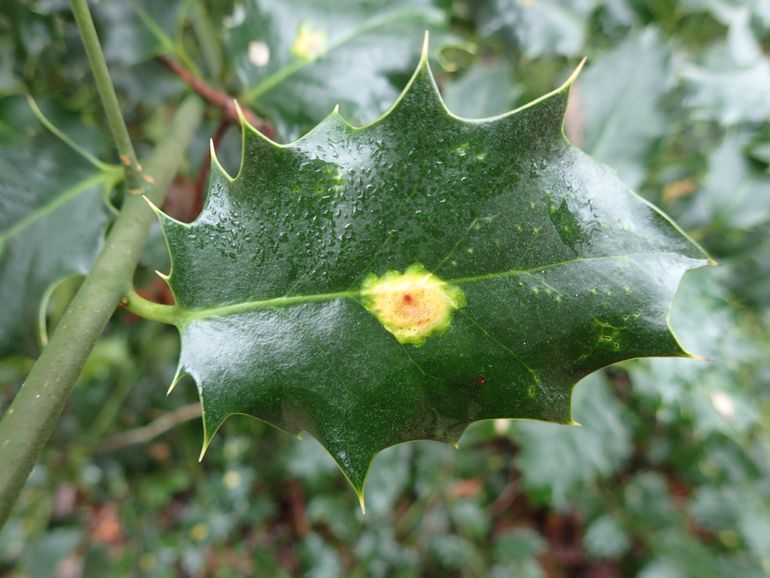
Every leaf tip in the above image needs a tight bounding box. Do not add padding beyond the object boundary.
[142,195,163,217]
[198,439,210,462]
[232,99,248,128]
[356,490,367,515]
[209,139,235,183]
[198,415,217,462]
[167,365,186,395]
[420,30,430,64]
[155,269,170,282]
[563,57,587,91]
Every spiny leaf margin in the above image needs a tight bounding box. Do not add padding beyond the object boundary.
[148,35,710,506]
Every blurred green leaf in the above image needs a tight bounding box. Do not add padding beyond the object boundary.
[583,514,630,559]
[475,0,597,57]
[442,59,520,119]
[514,373,633,507]
[681,19,770,126]
[680,131,770,232]
[575,28,670,188]
[491,528,546,578]
[227,0,451,140]
[0,97,117,358]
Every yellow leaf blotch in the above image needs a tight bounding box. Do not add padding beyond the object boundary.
[361,264,465,346]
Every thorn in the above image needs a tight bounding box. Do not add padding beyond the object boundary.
[563,57,587,89]
[142,195,163,216]
[421,30,430,63]
[232,99,248,127]
[357,491,367,515]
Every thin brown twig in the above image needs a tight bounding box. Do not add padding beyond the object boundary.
[156,54,274,138]
[96,402,202,453]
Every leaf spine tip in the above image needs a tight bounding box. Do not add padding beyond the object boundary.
[563,58,587,90]
[420,30,430,63]
[166,366,186,396]
[142,195,163,216]
[209,140,234,182]
[232,99,249,129]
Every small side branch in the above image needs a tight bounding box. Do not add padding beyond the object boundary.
[69,0,147,195]
[157,54,274,137]
[96,403,202,453]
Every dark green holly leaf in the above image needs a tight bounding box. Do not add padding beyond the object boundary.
[227,0,451,140]
[575,28,670,189]
[0,98,119,358]
[151,48,707,503]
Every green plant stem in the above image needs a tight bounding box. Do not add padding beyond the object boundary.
[68,0,146,195]
[0,95,204,529]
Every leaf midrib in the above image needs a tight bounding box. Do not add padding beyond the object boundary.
[177,254,633,323]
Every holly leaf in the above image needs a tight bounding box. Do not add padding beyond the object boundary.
[227,0,451,140]
[152,44,707,504]
[0,98,118,358]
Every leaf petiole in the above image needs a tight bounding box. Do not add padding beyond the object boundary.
[124,291,180,325]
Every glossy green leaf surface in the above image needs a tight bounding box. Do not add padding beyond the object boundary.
[0,99,117,358]
[227,0,450,140]
[155,49,707,500]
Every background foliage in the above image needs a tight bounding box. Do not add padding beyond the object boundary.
[1,0,769,576]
